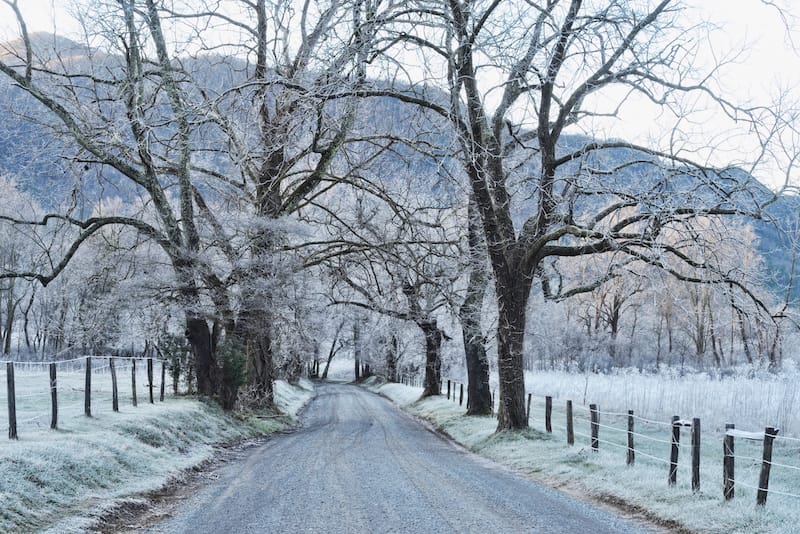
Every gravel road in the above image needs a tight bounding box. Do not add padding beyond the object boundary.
[148,382,657,533]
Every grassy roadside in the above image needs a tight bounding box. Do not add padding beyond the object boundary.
[1,379,314,533]
[364,378,797,534]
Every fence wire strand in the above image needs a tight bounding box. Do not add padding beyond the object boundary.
[774,434,800,444]
[733,480,800,499]
[556,403,674,427]
[730,454,800,472]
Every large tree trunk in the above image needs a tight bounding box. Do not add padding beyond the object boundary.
[248,330,276,405]
[459,196,492,414]
[385,335,398,382]
[234,307,275,407]
[241,311,276,403]
[494,276,530,431]
[353,320,362,382]
[321,358,333,380]
[462,327,491,415]
[2,288,14,355]
[185,315,216,398]
[421,322,443,397]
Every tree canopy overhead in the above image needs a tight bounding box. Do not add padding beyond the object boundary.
[0,0,797,427]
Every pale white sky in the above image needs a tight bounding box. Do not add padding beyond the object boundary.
[1,0,800,189]
[0,1,79,40]
[625,0,800,189]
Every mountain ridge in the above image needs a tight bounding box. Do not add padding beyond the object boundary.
[0,33,796,302]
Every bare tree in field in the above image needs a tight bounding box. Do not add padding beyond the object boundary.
[366,0,782,430]
[0,178,41,355]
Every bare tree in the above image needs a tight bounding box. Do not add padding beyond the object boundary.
[327,190,460,397]
[0,0,228,397]
[150,0,388,405]
[366,0,780,429]
[321,319,346,379]
[0,0,386,407]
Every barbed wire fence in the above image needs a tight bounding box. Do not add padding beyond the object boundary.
[2,356,181,439]
[433,376,800,508]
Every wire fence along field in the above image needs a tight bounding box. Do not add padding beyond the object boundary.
[436,376,800,509]
[523,369,800,436]
[1,356,175,439]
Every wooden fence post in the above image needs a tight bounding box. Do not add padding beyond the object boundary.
[84,356,92,417]
[669,415,680,486]
[723,423,735,500]
[7,362,17,440]
[459,383,464,406]
[131,359,138,407]
[49,363,57,429]
[757,427,779,506]
[110,358,119,412]
[590,404,599,451]
[692,418,701,492]
[526,393,532,425]
[447,380,451,400]
[147,357,154,404]
[566,400,574,446]
[545,396,552,433]
[160,360,166,402]
[627,410,635,466]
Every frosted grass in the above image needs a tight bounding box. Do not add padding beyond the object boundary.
[521,366,800,436]
[0,368,314,533]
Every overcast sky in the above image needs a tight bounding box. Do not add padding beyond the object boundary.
[1,0,799,189]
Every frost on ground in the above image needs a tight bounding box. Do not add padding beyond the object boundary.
[367,377,800,534]
[0,379,313,533]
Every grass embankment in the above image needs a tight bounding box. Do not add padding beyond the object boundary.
[0,379,314,533]
[365,378,799,534]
